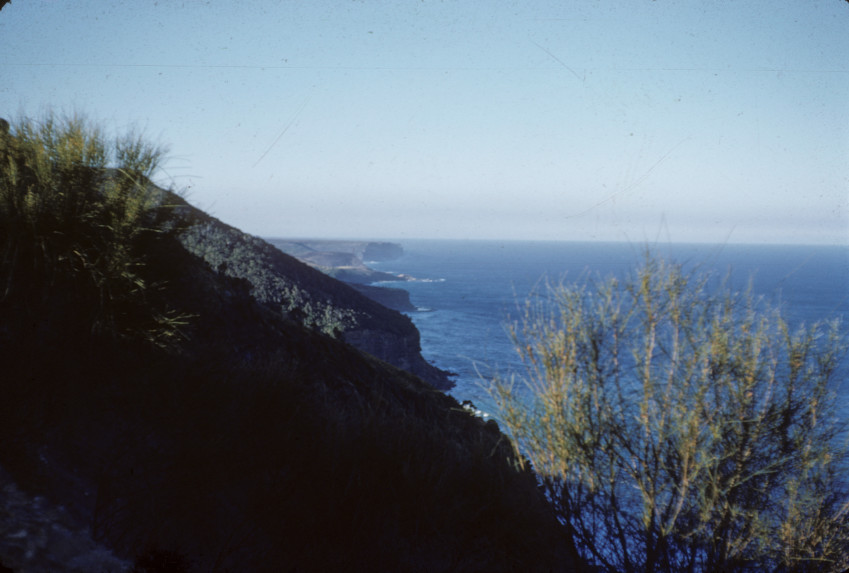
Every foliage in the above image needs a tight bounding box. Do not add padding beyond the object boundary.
[0,112,189,346]
[492,255,849,572]
[178,220,355,337]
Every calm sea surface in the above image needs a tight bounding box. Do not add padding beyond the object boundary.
[369,241,849,417]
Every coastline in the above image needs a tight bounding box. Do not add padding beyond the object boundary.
[267,238,418,311]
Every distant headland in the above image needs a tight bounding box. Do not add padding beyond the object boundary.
[270,239,403,262]
[268,239,417,311]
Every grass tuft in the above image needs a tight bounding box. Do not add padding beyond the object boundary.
[0,112,188,347]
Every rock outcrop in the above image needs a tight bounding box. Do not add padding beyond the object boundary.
[0,464,130,573]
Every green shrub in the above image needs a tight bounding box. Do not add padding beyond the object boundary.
[0,112,188,346]
[492,254,849,572]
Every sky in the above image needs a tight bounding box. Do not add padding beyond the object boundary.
[2,1,848,245]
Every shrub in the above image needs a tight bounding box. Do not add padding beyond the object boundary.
[491,254,849,572]
[0,112,188,346]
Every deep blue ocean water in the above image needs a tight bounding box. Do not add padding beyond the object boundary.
[369,241,849,417]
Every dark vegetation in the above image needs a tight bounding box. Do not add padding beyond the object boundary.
[0,114,574,571]
[178,209,452,388]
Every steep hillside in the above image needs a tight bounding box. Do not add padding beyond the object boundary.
[1,223,575,572]
[0,118,578,572]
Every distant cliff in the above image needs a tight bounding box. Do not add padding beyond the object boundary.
[271,239,404,262]
[269,238,405,285]
[267,239,419,311]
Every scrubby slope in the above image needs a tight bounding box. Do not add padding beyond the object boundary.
[1,223,575,572]
[0,117,578,572]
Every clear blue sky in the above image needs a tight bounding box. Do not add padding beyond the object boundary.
[2,1,848,244]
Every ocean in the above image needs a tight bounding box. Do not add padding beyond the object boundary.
[369,240,849,417]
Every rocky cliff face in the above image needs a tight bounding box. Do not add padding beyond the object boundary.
[174,200,453,390]
[343,327,446,383]
[347,283,417,312]
[361,241,404,261]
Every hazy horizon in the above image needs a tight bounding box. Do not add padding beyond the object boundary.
[264,235,849,249]
[2,1,847,246]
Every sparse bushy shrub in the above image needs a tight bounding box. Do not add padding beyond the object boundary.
[492,254,849,572]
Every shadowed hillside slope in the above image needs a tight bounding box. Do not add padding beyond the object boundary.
[0,116,579,572]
